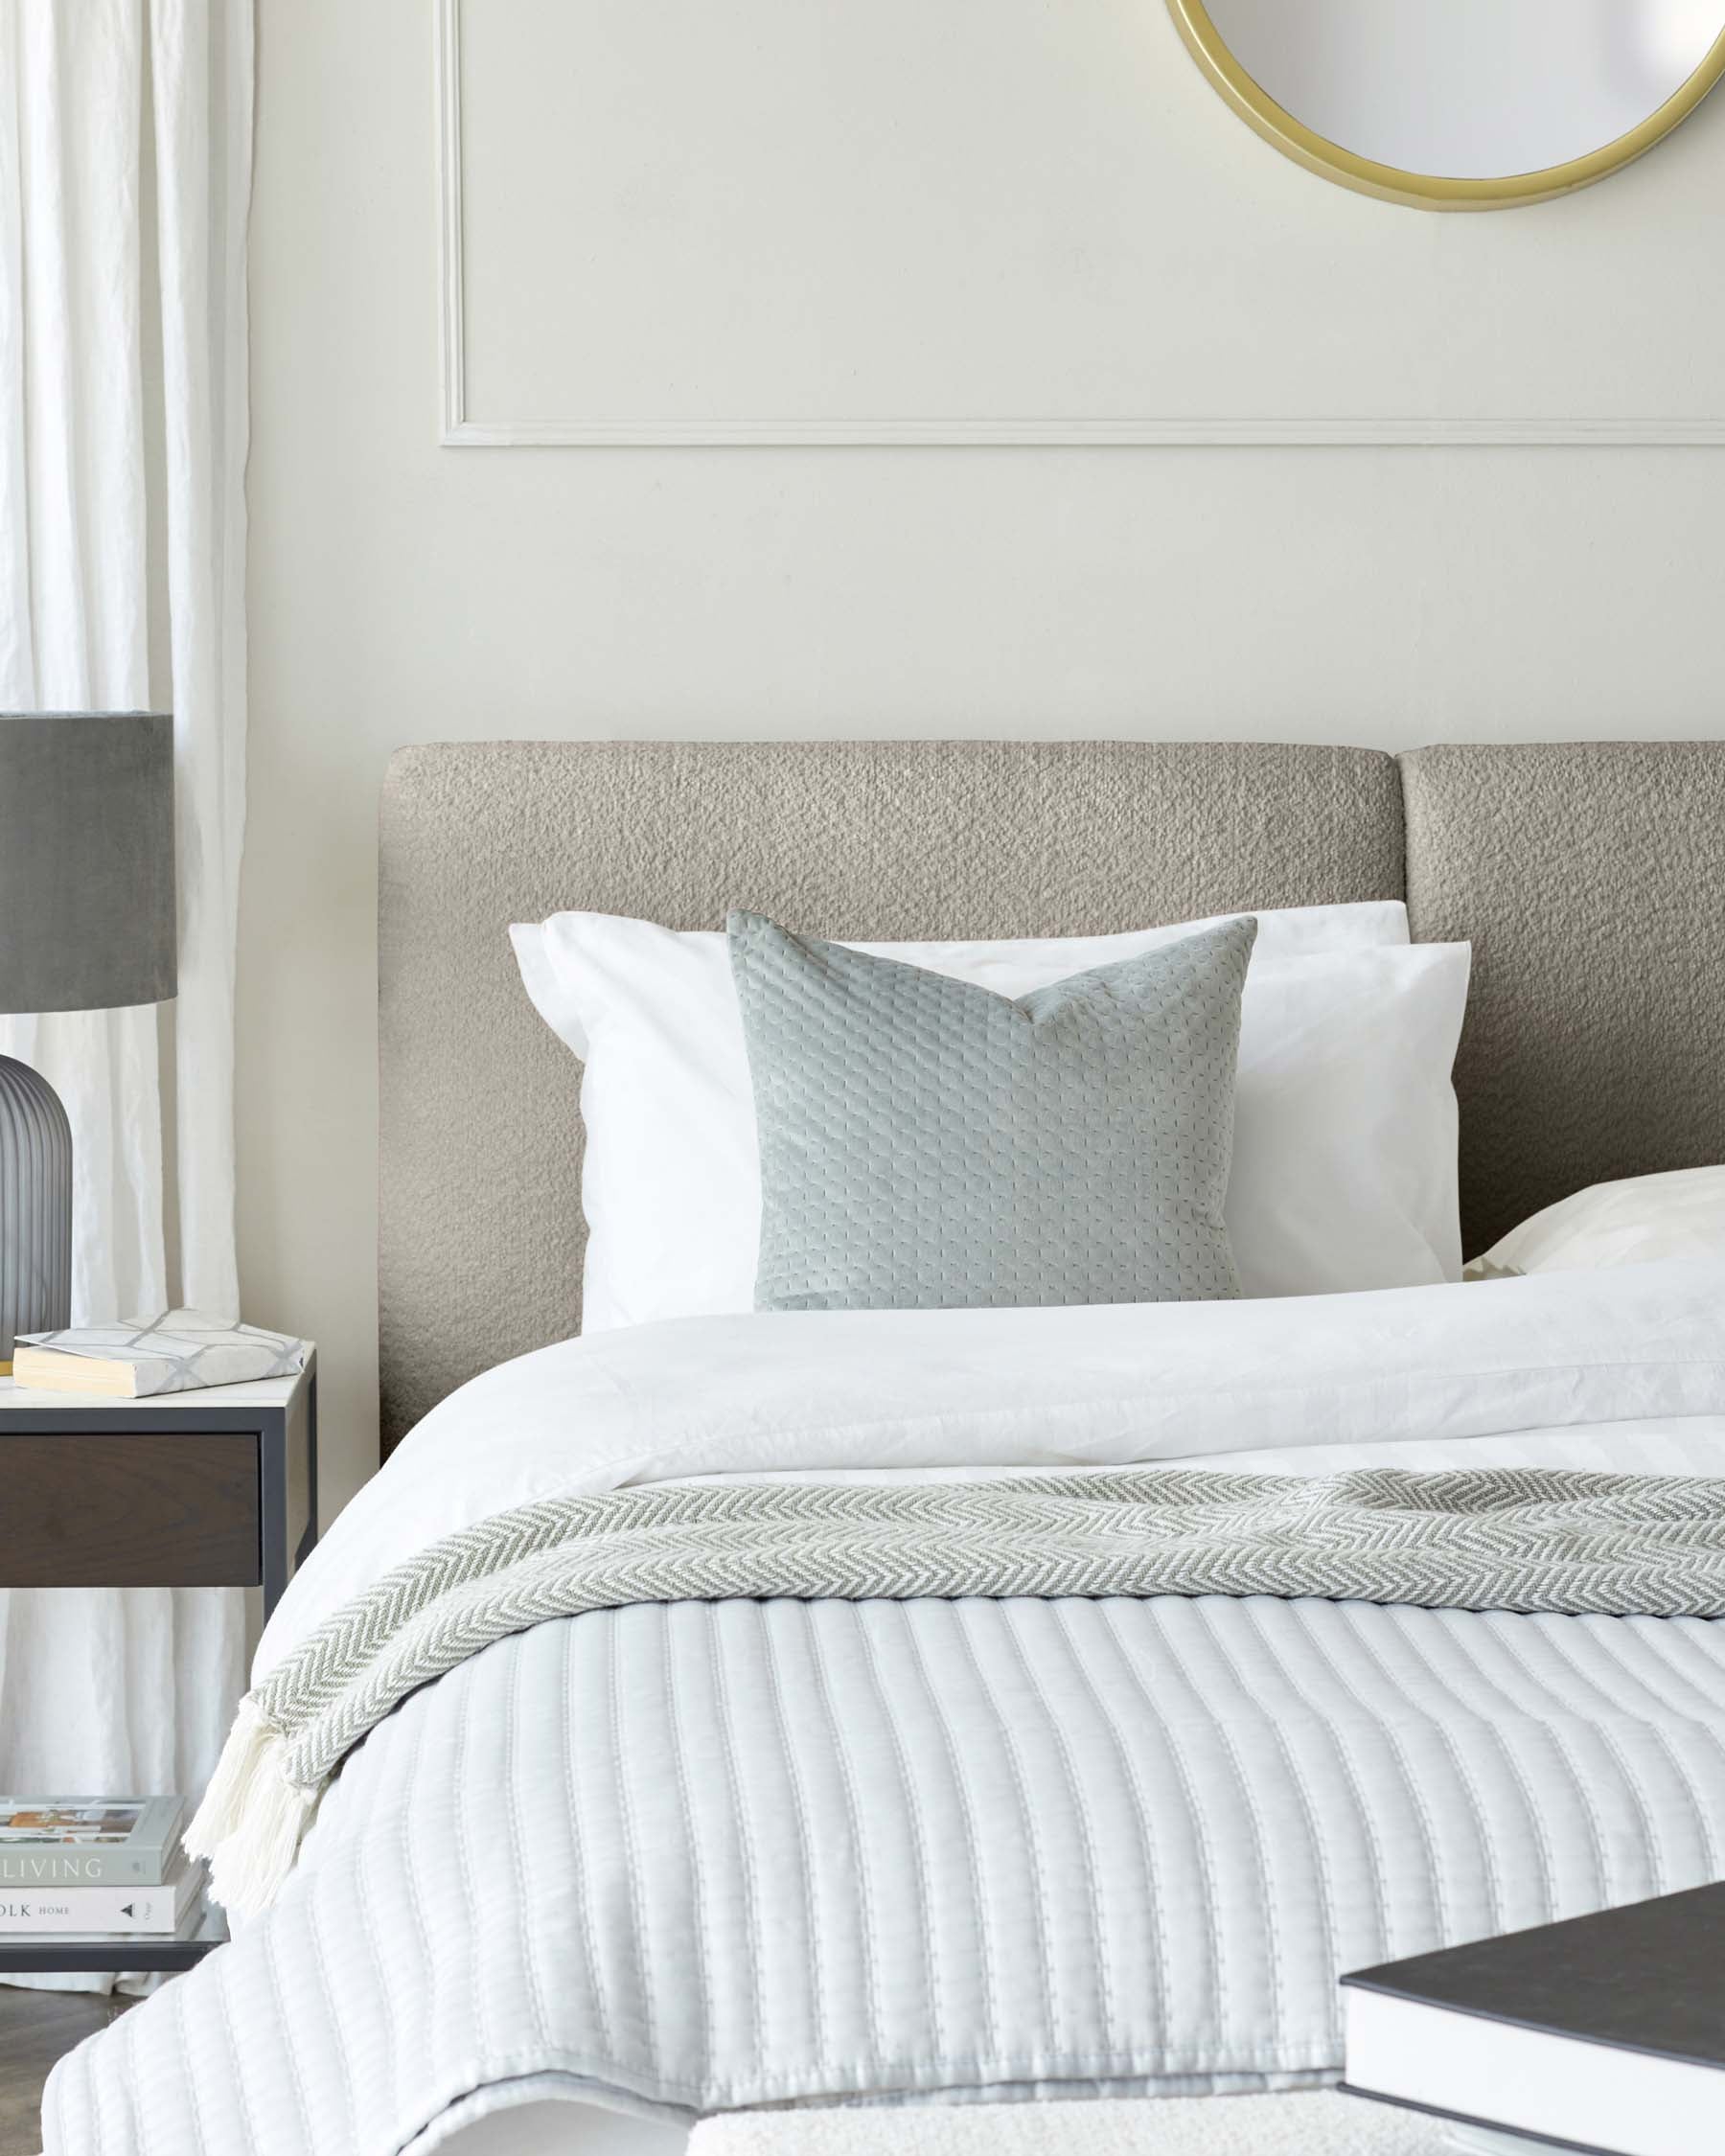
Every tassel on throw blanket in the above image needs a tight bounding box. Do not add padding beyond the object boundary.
[184,1698,317,1924]
[187,1465,1725,1919]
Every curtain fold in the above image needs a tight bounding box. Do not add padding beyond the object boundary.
[150,0,250,1316]
[0,0,252,1990]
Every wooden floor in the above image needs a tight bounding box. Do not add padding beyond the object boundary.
[0,1986,129,2156]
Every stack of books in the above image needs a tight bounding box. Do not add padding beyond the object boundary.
[0,1798,205,1941]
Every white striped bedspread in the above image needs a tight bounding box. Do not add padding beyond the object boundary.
[44,1272,1725,2155]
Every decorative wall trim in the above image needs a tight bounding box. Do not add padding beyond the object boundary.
[444,414,1725,447]
[437,0,467,445]
[435,0,1725,449]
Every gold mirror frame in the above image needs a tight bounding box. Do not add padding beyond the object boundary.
[1166,0,1725,210]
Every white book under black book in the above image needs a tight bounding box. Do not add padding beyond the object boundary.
[1340,1882,1725,2156]
[0,1849,205,1936]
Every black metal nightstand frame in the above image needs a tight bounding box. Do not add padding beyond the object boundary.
[0,1358,317,1972]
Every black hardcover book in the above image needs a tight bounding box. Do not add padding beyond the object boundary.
[1339,1882,1725,2156]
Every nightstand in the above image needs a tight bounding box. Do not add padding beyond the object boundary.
[0,1356,316,1974]
[0,1354,316,1619]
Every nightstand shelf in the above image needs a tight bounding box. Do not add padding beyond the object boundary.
[0,1902,227,1975]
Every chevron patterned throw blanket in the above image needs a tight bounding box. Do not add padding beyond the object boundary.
[188,1465,1725,1918]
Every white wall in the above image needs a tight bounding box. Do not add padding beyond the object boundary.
[243,0,1725,1520]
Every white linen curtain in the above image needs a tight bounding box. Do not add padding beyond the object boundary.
[0,0,251,1983]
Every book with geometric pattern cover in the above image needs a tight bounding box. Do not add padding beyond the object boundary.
[10,1311,306,1397]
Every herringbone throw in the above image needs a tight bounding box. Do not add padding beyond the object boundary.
[189,1466,1725,1918]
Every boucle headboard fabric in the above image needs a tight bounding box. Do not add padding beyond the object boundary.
[378,737,1723,1456]
[1402,741,1725,1257]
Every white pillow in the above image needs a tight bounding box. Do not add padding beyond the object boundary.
[1466,1166,1725,1279]
[511,903,1470,1331]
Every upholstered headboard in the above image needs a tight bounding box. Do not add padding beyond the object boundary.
[1401,741,1725,1259]
[378,738,1724,1455]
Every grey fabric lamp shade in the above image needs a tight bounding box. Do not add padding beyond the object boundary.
[0,713,177,1013]
[0,712,175,1366]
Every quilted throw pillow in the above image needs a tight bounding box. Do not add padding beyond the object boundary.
[727,909,1258,1313]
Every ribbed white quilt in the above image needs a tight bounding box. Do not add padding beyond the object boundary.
[43,1267,1725,2155]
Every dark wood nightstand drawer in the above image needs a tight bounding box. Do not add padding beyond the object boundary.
[0,1433,260,1587]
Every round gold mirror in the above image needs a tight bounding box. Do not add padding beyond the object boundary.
[1167,0,1725,209]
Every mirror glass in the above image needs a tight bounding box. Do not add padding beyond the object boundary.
[1177,0,1725,201]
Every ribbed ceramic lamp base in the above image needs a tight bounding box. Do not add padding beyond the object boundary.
[0,1053,73,1369]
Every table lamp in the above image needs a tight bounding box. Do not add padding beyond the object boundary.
[0,713,176,1371]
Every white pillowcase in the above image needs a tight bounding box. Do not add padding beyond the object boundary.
[1466,1166,1725,1279]
[512,901,1469,1332]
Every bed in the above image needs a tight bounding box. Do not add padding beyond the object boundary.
[42,738,1725,2156]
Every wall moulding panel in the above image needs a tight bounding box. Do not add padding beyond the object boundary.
[436,0,1725,447]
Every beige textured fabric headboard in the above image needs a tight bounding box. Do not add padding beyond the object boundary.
[378,737,1724,1456]
[378,741,1402,1451]
[1402,741,1725,1257]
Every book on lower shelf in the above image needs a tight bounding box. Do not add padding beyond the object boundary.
[0,1795,185,1887]
[1340,1881,1725,2156]
[0,1849,205,1937]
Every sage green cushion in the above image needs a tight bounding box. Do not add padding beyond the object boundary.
[727,910,1257,1313]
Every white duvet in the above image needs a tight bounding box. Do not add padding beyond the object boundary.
[260,1260,1725,1678]
[48,1262,1725,2156]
